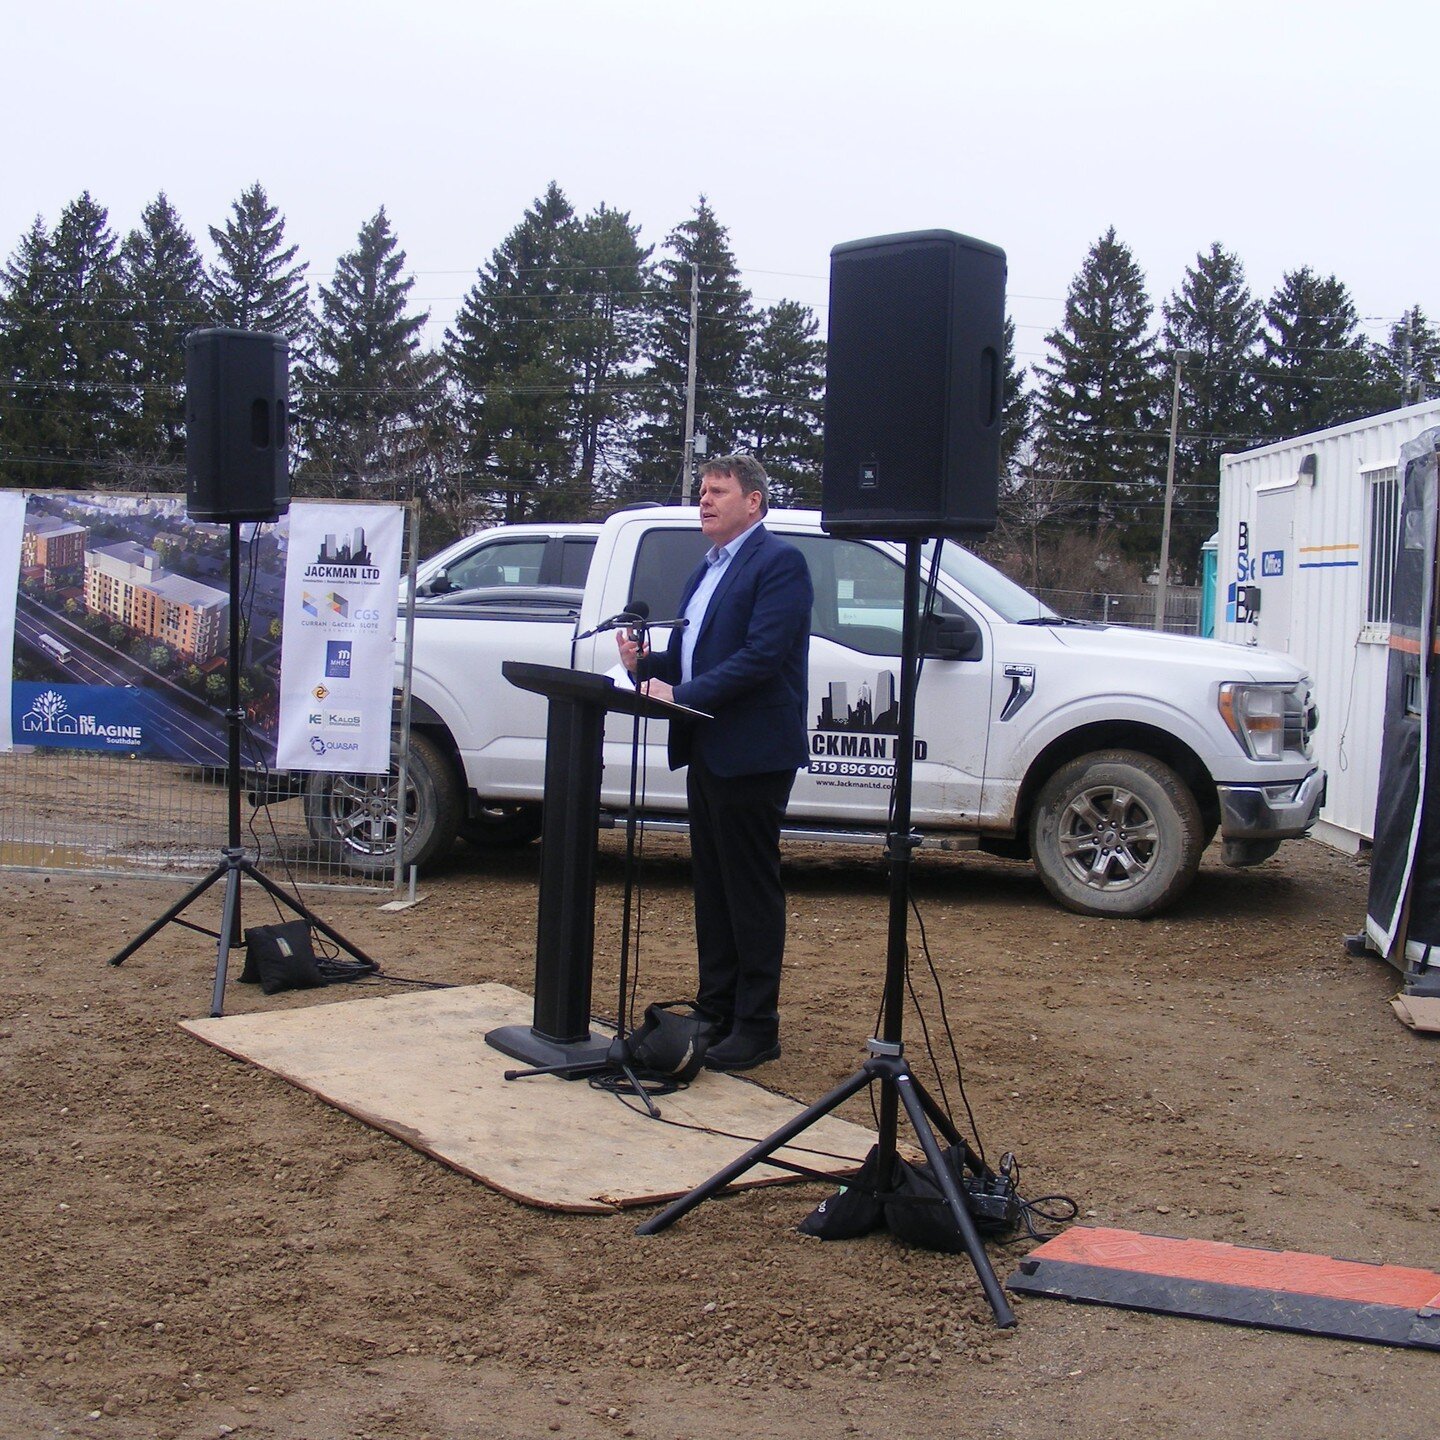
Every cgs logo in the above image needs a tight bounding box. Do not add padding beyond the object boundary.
[351,608,381,622]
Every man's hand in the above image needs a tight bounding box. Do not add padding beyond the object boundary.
[615,629,646,673]
[641,678,675,704]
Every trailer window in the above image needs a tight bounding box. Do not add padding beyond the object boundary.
[1366,466,1400,627]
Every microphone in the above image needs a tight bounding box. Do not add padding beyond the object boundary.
[576,604,645,640]
[623,600,650,641]
[625,599,689,635]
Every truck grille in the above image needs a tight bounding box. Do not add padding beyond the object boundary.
[1284,684,1316,756]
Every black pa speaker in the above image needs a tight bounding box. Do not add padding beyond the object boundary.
[185,328,291,522]
[821,230,1006,538]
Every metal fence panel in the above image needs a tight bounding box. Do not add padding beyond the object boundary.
[1032,586,1202,634]
[0,748,383,889]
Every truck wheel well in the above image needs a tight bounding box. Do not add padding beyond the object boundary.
[1016,722,1219,842]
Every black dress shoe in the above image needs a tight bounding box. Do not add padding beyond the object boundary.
[704,1032,781,1072]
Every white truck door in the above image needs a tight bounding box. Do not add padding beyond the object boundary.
[785,534,993,828]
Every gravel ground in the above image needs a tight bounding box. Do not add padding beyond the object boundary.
[2,831,1438,1440]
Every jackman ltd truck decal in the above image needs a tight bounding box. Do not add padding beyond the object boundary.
[808,669,929,787]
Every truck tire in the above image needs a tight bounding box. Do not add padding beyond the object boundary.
[1029,750,1203,918]
[459,803,543,850]
[304,731,462,876]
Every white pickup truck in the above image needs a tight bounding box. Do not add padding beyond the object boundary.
[301,506,1325,918]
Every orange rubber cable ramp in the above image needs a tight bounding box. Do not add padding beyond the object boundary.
[1006,1226,1440,1350]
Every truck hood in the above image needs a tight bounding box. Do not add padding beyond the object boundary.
[1010,623,1310,682]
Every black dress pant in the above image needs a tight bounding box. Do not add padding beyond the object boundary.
[685,755,797,1040]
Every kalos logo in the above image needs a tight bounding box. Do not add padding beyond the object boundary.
[325,640,352,679]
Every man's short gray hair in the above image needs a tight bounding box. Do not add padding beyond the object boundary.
[699,453,770,512]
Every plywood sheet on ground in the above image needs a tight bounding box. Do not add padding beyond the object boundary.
[182,983,875,1214]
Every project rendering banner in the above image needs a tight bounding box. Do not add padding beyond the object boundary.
[275,503,403,774]
[0,492,26,748]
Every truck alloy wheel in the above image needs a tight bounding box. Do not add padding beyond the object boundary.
[304,732,461,875]
[1029,750,1203,918]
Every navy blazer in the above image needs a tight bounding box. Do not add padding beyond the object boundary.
[642,524,812,778]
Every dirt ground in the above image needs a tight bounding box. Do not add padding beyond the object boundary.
[3,831,1438,1440]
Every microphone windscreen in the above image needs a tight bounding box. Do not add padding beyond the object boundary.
[627,599,650,621]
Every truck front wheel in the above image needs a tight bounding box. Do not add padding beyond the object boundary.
[304,731,462,875]
[1029,751,1203,918]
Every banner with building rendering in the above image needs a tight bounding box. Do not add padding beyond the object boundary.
[0,492,26,749]
[12,492,283,764]
[274,503,404,774]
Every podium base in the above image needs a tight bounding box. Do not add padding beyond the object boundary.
[485,1024,612,1073]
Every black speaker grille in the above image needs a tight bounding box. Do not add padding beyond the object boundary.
[822,230,1005,538]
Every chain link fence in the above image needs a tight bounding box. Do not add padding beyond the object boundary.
[1031,585,1203,635]
[0,748,387,889]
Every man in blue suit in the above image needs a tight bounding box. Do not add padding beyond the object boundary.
[618,455,812,1071]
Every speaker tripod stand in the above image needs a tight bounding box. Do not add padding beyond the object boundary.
[635,539,1015,1329]
[108,519,377,1017]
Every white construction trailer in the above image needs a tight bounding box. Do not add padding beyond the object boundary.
[1215,398,1440,853]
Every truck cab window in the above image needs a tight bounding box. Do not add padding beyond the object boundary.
[557,538,597,587]
[447,537,547,591]
[629,529,711,620]
[789,535,959,656]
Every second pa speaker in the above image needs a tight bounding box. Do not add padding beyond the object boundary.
[185,328,291,523]
[822,230,1006,537]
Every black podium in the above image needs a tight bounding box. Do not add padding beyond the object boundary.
[485,661,705,1068]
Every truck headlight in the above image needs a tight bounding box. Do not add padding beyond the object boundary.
[1219,682,1289,761]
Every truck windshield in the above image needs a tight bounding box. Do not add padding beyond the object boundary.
[921,540,1058,623]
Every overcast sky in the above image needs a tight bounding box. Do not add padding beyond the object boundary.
[7,1,1437,374]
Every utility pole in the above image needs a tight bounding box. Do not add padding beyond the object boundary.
[1154,349,1191,632]
[681,261,700,503]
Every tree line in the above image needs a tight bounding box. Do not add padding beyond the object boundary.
[2,183,1435,581]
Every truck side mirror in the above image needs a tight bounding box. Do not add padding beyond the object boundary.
[923,611,981,661]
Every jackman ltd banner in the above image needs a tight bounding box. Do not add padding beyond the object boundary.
[275,502,403,774]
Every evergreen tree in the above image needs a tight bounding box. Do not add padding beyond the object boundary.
[1000,314,1032,476]
[0,194,129,488]
[1369,304,1440,408]
[298,207,434,500]
[562,203,652,500]
[1259,267,1371,437]
[0,218,61,487]
[736,299,824,507]
[632,197,754,502]
[1160,242,1264,578]
[117,192,209,481]
[1033,228,1163,564]
[446,182,579,520]
[207,182,311,342]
